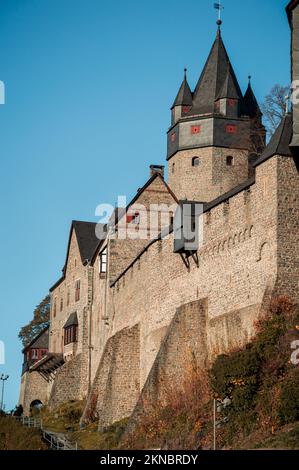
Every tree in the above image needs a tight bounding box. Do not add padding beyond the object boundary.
[18,295,50,347]
[261,84,290,137]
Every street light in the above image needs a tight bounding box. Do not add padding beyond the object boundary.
[0,374,9,411]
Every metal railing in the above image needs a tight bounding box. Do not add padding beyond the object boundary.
[42,430,78,450]
[13,415,78,450]
[14,416,42,428]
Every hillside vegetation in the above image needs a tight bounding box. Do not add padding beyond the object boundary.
[0,416,47,450]
[121,297,299,449]
[18,296,299,450]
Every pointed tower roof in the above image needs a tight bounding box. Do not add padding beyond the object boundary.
[171,69,193,109]
[253,113,292,167]
[243,78,262,118]
[217,62,243,100]
[191,27,243,114]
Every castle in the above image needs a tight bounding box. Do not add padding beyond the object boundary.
[19,2,299,432]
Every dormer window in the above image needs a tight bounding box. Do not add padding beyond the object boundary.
[192,157,200,167]
[63,312,78,346]
[64,326,78,345]
[171,132,176,142]
[182,106,191,114]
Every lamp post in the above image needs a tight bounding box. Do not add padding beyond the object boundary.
[0,374,9,411]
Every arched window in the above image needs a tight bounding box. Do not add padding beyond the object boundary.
[226,155,234,167]
[172,162,175,174]
[192,157,200,167]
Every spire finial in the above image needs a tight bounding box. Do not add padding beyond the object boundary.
[248,74,252,85]
[184,67,187,79]
[214,1,224,27]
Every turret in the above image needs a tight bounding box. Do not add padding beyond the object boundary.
[167,23,266,202]
[171,68,193,125]
[243,76,266,154]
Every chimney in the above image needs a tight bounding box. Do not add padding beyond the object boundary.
[150,165,165,178]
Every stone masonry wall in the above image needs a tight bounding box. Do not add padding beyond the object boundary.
[109,156,279,392]
[47,354,84,409]
[21,371,50,416]
[275,156,299,301]
[81,324,140,430]
[168,147,249,202]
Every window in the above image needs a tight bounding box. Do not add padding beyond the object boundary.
[228,99,237,107]
[171,132,176,142]
[67,290,70,307]
[53,298,57,318]
[60,297,63,312]
[41,350,47,357]
[31,349,38,360]
[127,212,140,224]
[64,326,78,346]
[192,157,200,167]
[226,156,234,167]
[75,280,80,302]
[172,163,175,174]
[226,124,237,134]
[182,106,190,114]
[99,248,107,274]
[191,125,201,135]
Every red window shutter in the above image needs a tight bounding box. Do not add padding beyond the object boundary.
[191,125,201,135]
[228,99,237,107]
[226,124,237,134]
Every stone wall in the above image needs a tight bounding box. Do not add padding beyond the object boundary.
[275,156,299,301]
[20,371,50,416]
[109,156,279,391]
[47,353,85,409]
[168,147,249,202]
[82,324,140,430]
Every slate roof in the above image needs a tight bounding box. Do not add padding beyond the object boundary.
[287,0,299,24]
[217,62,243,100]
[243,81,262,118]
[172,70,193,109]
[63,312,78,329]
[50,220,101,292]
[72,221,99,264]
[22,326,49,353]
[253,113,293,167]
[191,28,243,115]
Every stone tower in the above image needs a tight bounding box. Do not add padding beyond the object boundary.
[167,25,266,202]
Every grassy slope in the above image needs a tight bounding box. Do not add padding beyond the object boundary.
[0,416,47,450]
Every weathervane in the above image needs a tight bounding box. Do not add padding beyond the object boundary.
[214,1,224,26]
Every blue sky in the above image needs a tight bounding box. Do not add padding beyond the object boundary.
[0,0,291,410]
